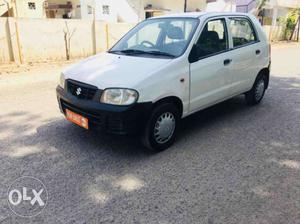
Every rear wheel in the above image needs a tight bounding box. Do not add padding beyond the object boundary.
[245,74,267,105]
[141,103,180,152]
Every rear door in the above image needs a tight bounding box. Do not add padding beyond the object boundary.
[189,17,232,112]
[226,17,262,95]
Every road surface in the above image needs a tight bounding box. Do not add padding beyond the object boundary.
[0,44,299,223]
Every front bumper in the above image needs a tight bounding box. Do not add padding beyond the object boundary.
[56,85,152,135]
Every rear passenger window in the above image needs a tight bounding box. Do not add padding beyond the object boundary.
[229,18,257,47]
[195,19,228,58]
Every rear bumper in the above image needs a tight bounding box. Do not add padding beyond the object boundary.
[56,86,152,135]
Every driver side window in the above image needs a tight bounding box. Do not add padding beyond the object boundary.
[194,18,228,59]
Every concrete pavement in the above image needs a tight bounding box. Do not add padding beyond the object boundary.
[0,44,299,224]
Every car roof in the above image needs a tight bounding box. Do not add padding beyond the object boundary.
[150,12,251,19]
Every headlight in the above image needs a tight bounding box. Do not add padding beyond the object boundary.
[100,88,138,105]
[59,73,65,89]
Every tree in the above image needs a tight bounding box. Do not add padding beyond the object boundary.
[287,8,300,40]
[254,0,267,17]
[256,0,267,11]
[63,22,76,60]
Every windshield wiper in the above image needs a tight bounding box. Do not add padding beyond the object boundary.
[146,51,176,58]
[109,49,147,55]
[109,49,175,58]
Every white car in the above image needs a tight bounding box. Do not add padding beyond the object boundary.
[57,12,271,152]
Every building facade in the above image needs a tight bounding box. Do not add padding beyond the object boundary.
[206,0,237,12]
[79,0,207,22]
[45,0,81,19]
[263,0,300,26]
[0,0,82,18]
[1,0,207,21]
[3,0,300,22]
[0,0,46,18]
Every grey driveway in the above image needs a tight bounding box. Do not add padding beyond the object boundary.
[0,44,299,224]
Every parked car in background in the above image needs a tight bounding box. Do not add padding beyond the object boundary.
[57,12,271,152]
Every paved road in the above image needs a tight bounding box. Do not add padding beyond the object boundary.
[0,44,299,224]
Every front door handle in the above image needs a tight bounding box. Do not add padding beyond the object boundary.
[224,59,232,66]
[256,50,261,55]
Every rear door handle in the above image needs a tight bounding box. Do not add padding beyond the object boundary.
[224,59,232,66]
[256,50,261,55]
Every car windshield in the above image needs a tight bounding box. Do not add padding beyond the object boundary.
[109,18,199,58]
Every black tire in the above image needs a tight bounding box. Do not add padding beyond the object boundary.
[141,103,180,152]
[245,73,267,105]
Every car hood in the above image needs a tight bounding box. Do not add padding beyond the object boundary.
[63,52,172,89]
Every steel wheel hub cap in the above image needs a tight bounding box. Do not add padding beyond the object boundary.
[154,112,176,144]
[255,79,265,101]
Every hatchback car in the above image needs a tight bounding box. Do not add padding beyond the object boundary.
[57,12,271,152]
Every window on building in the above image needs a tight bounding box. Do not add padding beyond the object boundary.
[28,2,36,10]
[102,5,110,15]
[87,5,93,14]
[229,18,258,47]
[145,11,153,19]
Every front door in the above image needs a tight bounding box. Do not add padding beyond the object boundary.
[189,18,232,112]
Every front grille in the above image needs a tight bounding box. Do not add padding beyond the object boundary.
[67,79,97,100]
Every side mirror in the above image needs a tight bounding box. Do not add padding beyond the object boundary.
[188,44,199,63]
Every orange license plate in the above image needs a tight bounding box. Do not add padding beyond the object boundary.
[66,109,89,130]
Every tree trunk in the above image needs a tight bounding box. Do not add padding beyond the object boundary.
[289,16,300,41]
[64,33,69,60]
[297,17,300,42]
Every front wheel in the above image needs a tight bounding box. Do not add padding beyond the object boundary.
[245,74,267,105]
[141,103,180,152]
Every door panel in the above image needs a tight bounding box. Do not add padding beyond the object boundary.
[190,54,231,112]
[189,18,232,112]
[227,17,261,95]
[228,44,260,95]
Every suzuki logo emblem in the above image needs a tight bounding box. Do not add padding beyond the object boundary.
[76,87,82,96]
